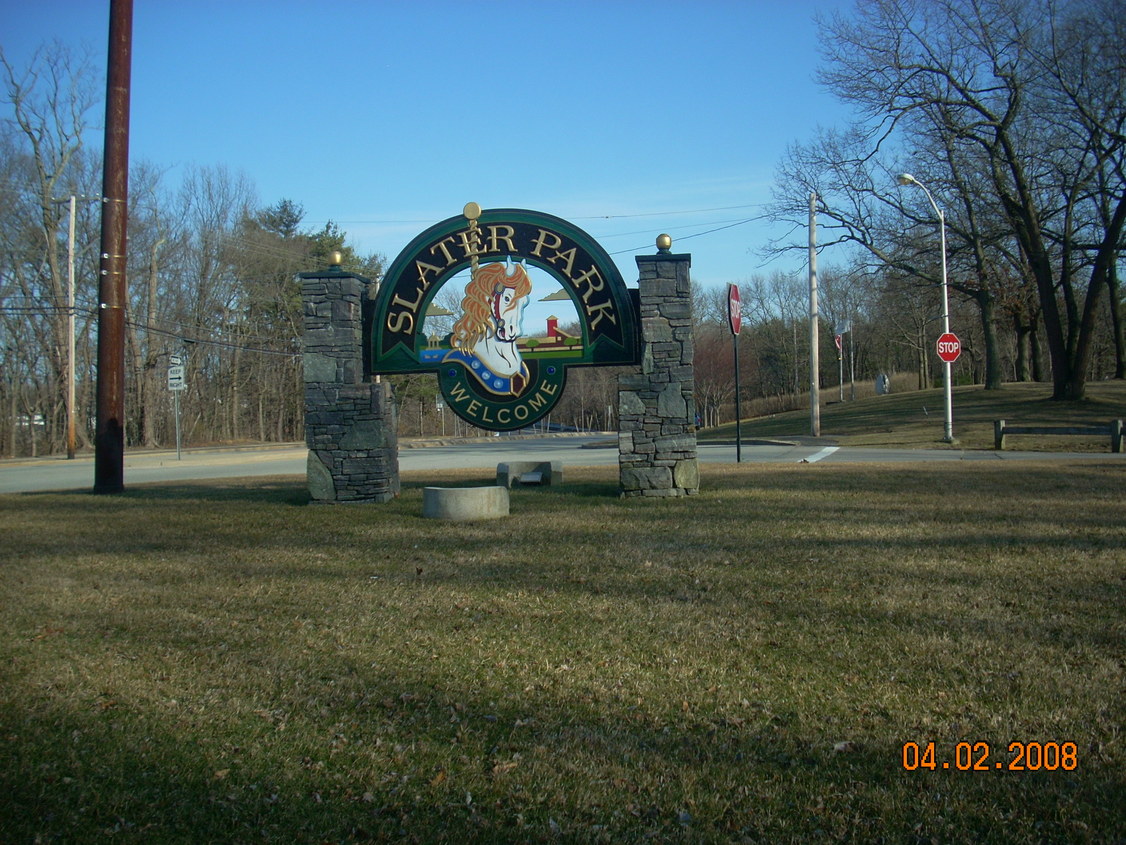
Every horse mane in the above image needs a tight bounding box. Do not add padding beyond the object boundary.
[450,261,532,349]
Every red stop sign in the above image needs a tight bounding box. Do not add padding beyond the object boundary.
[727,283,742,336]
[936,332,961,363]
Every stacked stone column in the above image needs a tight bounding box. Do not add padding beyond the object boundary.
[301,264,399,503]
[618,246,699,497]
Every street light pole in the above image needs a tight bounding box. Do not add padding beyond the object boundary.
[898,173,954,443]
[809,193,821,437]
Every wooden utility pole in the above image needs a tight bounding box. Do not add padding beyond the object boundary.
[64,196,77,459]
[93,0,133,493]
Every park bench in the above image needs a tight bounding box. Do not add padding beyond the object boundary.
[993,419,1123,452]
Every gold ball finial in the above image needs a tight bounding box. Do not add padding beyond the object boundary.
[329,250,343,267]
[463,201,482,221]
[656,233,672,253]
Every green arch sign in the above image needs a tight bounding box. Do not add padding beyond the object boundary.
[369,205,640,431]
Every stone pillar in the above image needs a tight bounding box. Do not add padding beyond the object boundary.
[618,239,698,497]
[301,261,399,503]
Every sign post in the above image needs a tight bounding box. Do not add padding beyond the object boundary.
[899,174,956,443]
[834,333,844,402]
[935,332,960,444]
[167,355,186,460]
[836,319,855,401]
[728,283,742,463]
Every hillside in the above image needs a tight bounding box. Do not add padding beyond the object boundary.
[702,381,1126,451]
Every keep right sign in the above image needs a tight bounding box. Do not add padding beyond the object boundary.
[936,332,961,363]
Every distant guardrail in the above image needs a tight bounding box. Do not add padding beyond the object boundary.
[993,419,1123,452]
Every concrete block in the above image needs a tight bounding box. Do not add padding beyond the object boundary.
[496,461,563,488]
[422,486,510,520]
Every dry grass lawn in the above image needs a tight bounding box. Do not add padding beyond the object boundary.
[1,460,1123,843]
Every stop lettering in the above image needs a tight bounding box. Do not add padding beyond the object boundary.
[727,283,742,336]
[936,332,961,363]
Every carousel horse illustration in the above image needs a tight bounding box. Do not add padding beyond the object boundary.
[444,260,533,396]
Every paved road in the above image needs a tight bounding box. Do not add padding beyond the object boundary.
[1,436,1121,494]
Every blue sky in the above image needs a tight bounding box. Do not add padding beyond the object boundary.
[3,0,853,294]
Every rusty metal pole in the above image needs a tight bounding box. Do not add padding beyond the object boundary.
[93,0,133,493]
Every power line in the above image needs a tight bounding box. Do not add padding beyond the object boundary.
[327,202,767,227]
[577,203,763,220]
[1,302,300,359]
[609,216,763,256]
[593,215,758,241]
[129,319,299,358]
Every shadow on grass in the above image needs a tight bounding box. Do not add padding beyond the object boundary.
[34,473,622,507]
[123,478,313,506]
[3,646,1119,844]
[3,463,1123,841]
[15,476,313,506]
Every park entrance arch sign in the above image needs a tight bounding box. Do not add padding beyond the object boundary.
[369,204,640,431]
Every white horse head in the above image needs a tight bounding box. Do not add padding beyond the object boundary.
[451,261,532,378]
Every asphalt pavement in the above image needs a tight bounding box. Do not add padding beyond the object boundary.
[1,435,1121,494]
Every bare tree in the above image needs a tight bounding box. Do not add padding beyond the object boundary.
[806,0,1126,399]
[0,42,99,455]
